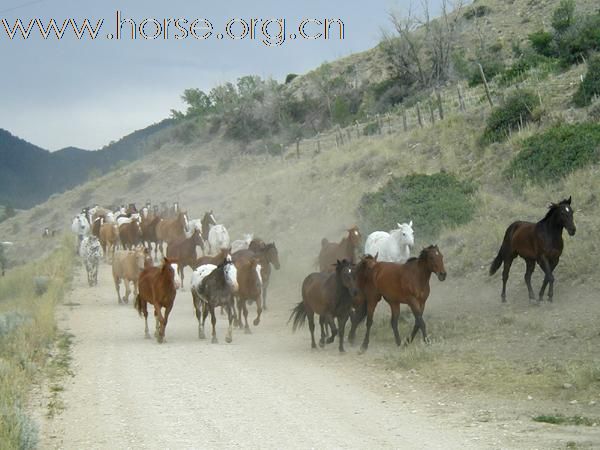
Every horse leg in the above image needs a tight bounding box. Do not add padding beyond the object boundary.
[537,256,555,302]
[501,255,515,302]
[210,305,218,344]
[546,259,559,302]
[179,266,185,291]
[338,314,349,353]
[262,284,268,311]
[325,314,338,344]
[124,281,131,304]
[408,303,428,344]
[114,278,123,304]
[389,302,402,347]
[252,295,263,327]
[319,316,326,348]
[359,300,378,354]
[307,311,317,349]
[156,306,166,344]
[348,301,367,346]
[200,302,209,339]
[225,303,234,344]
[242,300,251,334]
[524,259,536,302]
[236,297,243,329]
[143,304,150,339]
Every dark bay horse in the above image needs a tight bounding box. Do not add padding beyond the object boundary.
[238,239,281,310]
[232,255,263,333]
[135,258,181,343]
[349,246,447,353]
[119,219,143,250]
[289,260,358,352]
[318,226,362,272]
[141,214,161,260]
[166,228,204,289]
[489,197,576,303]
[191,259,238,343]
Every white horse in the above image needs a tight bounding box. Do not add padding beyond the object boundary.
[364,221,414,263]
[71,214,90,254]
[208,224,230,255]
[230,233,253,254]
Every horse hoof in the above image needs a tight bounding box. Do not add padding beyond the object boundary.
[326,337,335,344]
[198,333,206,340]
[318,341,325,349]
[157,337,164,344]
[424,337,432,345]
[225,336,232,344]
[339,348,346,353]
[244,327,252,335]
[311,344,317,349]
[211,337,218,344]
[253,319,260,326]
[358,346,368,355]
[144,334,151,339]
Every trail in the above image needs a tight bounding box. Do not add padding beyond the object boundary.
[35,263,581,449]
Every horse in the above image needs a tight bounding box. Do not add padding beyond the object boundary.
[140,214,161,260]
[235,239,281,310]
[191,258,239,343]
[232,255,263,333]
[349,246,447,353]
[119,219,143,250]
[231,233,253,254]
[135,258,181,343]
[489,197,576,303]
[318,226,362,272]
[99,222,119,262]
[71,214,90,255]
[155,211,190,256]
[166,228,204,289]
[201,211,217,241]
[289,260,358,352]
[208,224,230,256]
[80,236,102,287]
[364,221,414,263]
[193,247,231,269]
[112,247,149,304]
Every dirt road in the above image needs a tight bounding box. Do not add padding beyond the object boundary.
[34,263,589,449]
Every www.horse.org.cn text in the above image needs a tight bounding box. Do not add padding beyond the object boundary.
[0,12,345,47]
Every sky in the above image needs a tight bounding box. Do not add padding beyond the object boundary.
[0,0,446,151]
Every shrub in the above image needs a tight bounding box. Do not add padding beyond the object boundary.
[573,55,600,107]
[463,5,491,20]
[528,30,556,57]
[358,172,477,240]
[468,58,505,87]
[481,90,539,144]
[505,122,600,184]
[285,73,298,84]
[363,121,381,136]
[555,12,600,66]
[499,52,556,85]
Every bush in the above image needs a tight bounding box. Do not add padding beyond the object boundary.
[358,172,477,240]
[573,55,600,107]
[468,58,505,87]
[528,30,556,57]
[363,121,381,136]
[481,90,539,144]
[463,5,491,20]
[505,122,600,184]
[499,52,556,85]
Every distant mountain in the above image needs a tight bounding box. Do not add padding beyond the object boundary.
[0,120,174,208]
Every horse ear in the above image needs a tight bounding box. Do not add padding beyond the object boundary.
[409,220,413,227]
[374,252,379,261]
[567,196,572,204]
[397,223,401,229]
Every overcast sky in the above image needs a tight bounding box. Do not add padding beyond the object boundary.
[0,0,448,151]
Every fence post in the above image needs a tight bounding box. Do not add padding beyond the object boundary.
[457,85,466,112]
[387,113,392,134]
[316,134,321,154]
[436,90,444,120]
[347,128,352,142]
[402,108,408,131]
[416,102,424,128]
[478,63,494,108]
[429,100,435,124]
[296,138,300,159]
[355,121,360,139]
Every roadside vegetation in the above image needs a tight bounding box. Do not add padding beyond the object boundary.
[0,238,74,449]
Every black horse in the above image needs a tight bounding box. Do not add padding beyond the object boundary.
[489,197,576,303]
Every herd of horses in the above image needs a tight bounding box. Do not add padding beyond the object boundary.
[70,196,577,352]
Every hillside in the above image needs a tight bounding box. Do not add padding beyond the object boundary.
[0,119,174,209]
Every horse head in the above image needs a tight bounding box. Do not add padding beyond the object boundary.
[347,226,362,247]
[554,196,576,236]
[266,243,281,270]
[422,245,446,281]
[396,221,415,248]
[336,259,358,298]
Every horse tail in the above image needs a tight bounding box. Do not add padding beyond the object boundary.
[489,223,517,275]
[288,301,307,332]
[134,294,143,316]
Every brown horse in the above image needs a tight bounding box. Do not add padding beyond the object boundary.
[349,246,447,353]
[135,258,181,343]
[193,247,231,269]
[99,222,119,262]
[289,260,358,352]
[141,214,161,260]
[489,197,576,303]
[166,228,204,289]
[232,255,263,333]
[119,219,143,250]
[318,226,362,272]
[155,211,189,256]
[237,239,281,310]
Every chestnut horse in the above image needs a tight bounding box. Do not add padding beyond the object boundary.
[318,226,362,272]
[135,258,181,343]
[232,255,263,333]
[489,197,576,303]
[155,211,189,256]
[349,246,447,353]
[237,239,281,310]
[166,228,204,289]
[289,260,358,352]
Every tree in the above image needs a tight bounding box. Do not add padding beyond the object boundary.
[552,0,576,34]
